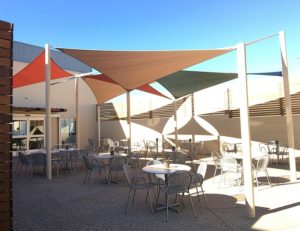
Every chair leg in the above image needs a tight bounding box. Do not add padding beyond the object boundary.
[265,170,272,186]
[188,193,197,218]
[213,167,217,182]
[200,186,208,208]
[125,188,132,213]
[166,193,169,222]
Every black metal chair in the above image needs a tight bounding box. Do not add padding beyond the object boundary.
[158,170,196,222]
[82,155,101,184]
[107,155,127,186]
[123,164,153,213]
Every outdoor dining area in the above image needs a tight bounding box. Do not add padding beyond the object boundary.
[12,137,300,230]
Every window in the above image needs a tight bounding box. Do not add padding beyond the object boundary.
[61,118,76,144]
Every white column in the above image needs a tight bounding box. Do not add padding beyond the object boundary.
[45,44,52,180]
[75,77,80,149]
[279,31,297,181]
[127,91,132,154]
[237,42,255,218]
[191,94,195,143]
[174,100,178,149]
[97,105,101,148]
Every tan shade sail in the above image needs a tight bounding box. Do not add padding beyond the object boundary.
[83,74,170,104]
[57,48,233,90]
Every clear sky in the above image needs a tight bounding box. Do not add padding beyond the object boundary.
[1,0,299,75]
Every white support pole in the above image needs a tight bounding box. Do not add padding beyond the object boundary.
[75,77,80,149]
[191,93,195,143]
[45,44,52,180]
[127,91,132,154]
[174,100,178,149]
[237,42,255,218]
[97,105,101,148]
[279,31,297,181]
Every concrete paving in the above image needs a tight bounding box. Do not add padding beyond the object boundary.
[13,157,300,231]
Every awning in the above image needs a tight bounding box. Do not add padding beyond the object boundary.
[157,70,238,99]
[13,50,72,88]
[83,74,170,104]
[57,48,234,90]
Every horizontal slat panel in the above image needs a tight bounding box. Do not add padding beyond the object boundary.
[0,57,10,68]
[0,77,11,86]
[0,134,10,142]
[0,143,10,150]
[0,67,11,77]
[0,114,11,123]
[0,162,10,172]
[0,124,11,132]
[0,192,10,203]
[0,20,12,30]
[0,95,11,105]
[0,202,10,212]
[0,87,11,95]
[0,30,12,40]
[0,105,10,114]
[0,154,11,162]
[0,171,9,181]
[0,48,11,59]
[0,39,11,49]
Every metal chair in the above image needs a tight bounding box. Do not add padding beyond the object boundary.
[15,151,33,176]
[211,151,222,182]
[82,155,101,184]
[253,155,271,187]
[107,155,127,185]
[219,156,243,187]
[158,170,196,222]
[123,164,153,213]
[190,161,208,208]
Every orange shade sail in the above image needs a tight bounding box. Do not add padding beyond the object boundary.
[57,48,233,90]
[13,51,72,88]
[83,74,170,104]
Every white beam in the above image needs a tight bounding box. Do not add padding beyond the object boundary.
[174,100,178,149]
[127,91,132,154]
[45,44,52,180]
[75,77,80,149]
[237,42,255,218]
[279,31,297,181]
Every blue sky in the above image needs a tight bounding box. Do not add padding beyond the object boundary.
[1,0,299,75]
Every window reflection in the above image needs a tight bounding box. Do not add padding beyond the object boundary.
[13,120,27,136]
[30,120,44,135]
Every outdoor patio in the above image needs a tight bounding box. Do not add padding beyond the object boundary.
[13,157,300,231]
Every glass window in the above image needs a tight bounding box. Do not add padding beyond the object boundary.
[29,137,44,150]
[13,120,27,136]
[12,138,27,151]
[61,118,76,144]
[30,120,44,135]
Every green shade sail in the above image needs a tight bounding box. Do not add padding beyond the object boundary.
[157,70,238,99]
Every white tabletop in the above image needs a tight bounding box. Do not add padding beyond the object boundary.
[95,152,127,159]
[225,152,266,160]
[143,163,191,175]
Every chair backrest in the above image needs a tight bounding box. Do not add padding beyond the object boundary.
[174,151,186,164]
[19,151,30,165]
[220,156,239,172]
[146,159,162,166]
[256,155,269,171]
[196,161,207,179]
[123,164,134,186]
[211,151,221,166]
[31,152,45,166]
[168,170,192,193]
[82,155,93,170]
[110,156,127,171]
[279,144,289,154]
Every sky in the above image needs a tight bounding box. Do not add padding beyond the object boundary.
[1,0,299,75]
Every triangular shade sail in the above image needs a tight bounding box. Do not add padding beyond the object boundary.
[57,48,233,90]
[13,51,72,88]
[248,71,282,76]
[83,74,170,104]
[157,70,238,99]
